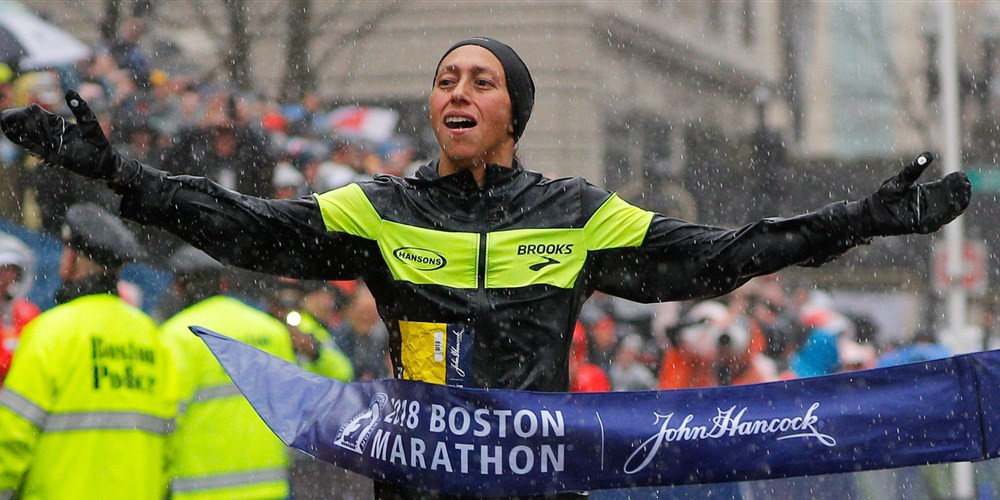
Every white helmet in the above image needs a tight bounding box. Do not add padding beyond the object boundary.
[0,232,34,299]
[679,301,750,359]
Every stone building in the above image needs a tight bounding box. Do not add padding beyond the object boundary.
[26,1,782,218]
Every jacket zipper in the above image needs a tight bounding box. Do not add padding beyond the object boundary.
[475,187,491,387]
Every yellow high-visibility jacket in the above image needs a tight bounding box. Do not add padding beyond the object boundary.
[0,294,178,500]
[292,310,354,383]
[160,295,297,499]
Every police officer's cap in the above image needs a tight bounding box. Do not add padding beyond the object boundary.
[62,203,145,267]
[169,245,224,276]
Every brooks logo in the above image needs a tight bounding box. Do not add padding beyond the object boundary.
[517,243,573,255]
[529,256,561,271]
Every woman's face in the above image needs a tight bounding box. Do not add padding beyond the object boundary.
[429,45,514,171]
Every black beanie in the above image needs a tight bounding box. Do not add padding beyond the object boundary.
[435,37,535,142]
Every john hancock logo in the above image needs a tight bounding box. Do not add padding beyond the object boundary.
[623,402,836,474]
[334,393,389,454]
[393,247,447,271]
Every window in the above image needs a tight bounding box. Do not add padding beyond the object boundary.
[603,111,671,191]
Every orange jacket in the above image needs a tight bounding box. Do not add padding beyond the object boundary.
[0,298,41,386]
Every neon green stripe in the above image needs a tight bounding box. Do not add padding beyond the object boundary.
[313,184,382,239]
[486,229,584,289]
[379,222,478,288]
[584,194,654,250]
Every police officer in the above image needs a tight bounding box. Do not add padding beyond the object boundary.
[0,203,178,499]
[160,244,297,498]
[159,245,351,498]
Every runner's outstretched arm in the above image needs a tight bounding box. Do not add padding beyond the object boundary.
[0,91,372,280]
[585,153,970,302]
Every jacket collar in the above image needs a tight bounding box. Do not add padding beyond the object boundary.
[54,271,118,305]
[414,159,524,192]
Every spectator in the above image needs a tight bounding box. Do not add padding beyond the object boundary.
[272,160,308,199]
[265,279,354,383]
[877,328,951,368]
[116,119,162,165]
[0,232,39,386]
[286,91,324,138]
[785,305,851,378]
[299,281,347,331]
[311,137,367,192]
[328,284,389,382]
[378,136,417,177]
[569,322,611,392]
[587,315,618,370]
[161,92,275,197]
[159,245,299,498]
[657,301,776,389]
[0,204,176,498]
[608,334,656,391]
[838,313,878,372]
[109,17,151,89]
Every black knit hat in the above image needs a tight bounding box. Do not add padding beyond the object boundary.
[435,37,535,142]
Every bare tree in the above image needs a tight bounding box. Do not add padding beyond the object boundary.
[132,0,155,18]
[281,0,314,102]
[278,0,402,103]
[100,0,123,45]
[224,0,252,90]
[312,1,401,69]
[99,0,158,45]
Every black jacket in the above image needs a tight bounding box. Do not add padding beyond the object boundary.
[117,160,868,392]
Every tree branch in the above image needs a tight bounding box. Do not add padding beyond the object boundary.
[314,1,402,68]
[312,0,348,32]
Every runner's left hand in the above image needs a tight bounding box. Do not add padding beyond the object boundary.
[860,152,971,236]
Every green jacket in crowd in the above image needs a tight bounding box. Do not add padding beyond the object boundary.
[0,294,178,500]
[289,309,354,383]
[160,295,299,499]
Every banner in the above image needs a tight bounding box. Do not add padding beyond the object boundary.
[326,106,399,144]
[192,326,1000,496]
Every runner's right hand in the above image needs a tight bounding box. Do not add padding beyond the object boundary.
[0,90,118,180]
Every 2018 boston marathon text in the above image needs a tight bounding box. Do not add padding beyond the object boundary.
[334,394,836,476]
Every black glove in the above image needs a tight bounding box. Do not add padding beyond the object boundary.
[856,152,971,237]
[0,90,118,180]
